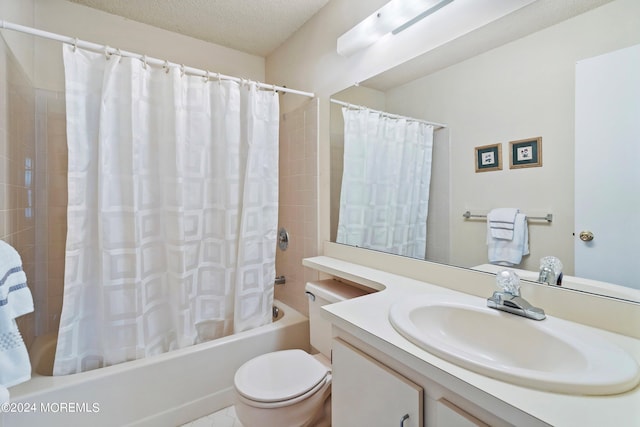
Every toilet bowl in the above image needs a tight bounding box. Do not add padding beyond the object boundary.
[234,349,332,427]
[233,280,369,427]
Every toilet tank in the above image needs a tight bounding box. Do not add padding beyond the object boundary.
[305,279,370,358]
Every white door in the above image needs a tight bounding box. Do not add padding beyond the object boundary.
[574,44,640,290]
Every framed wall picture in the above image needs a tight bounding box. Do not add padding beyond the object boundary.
[475,143,502,172]
[509,137,542,169]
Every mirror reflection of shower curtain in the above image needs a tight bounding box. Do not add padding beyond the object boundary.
[54,45,279,375]
[336,108,434,259]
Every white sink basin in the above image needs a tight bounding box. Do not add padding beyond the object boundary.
[389,293,640,395]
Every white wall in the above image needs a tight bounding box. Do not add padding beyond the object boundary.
[0,0,35,80]
[32,0,265,92]
[3,0,266,91]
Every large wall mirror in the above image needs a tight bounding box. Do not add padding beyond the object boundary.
[330,0,640,303]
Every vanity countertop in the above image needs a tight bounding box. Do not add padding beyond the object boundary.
[303,256,640,427]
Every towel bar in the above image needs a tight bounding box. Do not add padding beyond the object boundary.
[463,210,553,223]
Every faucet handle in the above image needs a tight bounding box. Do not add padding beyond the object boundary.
[496,269,520,296]
[539,256,563,286]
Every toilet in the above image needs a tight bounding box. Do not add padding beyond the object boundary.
[233,279,369,427]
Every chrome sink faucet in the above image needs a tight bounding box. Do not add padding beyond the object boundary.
[538,256,563,286]
[487,270,546,321]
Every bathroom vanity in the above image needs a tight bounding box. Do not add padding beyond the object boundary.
[304,254,640,427]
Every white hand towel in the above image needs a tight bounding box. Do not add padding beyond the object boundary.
[0,241,33,324]
[487,208,519,240]
[0,240,34,387]
[0,323,32,387]
[487,213,529,266]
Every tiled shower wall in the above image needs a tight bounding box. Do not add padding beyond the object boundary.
[34,88,67,337]
[0,36,37,348]
[275,99,320,317]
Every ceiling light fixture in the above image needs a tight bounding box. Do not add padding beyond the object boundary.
[337,0,455,57]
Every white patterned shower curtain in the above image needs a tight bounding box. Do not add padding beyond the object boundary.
[336,108,434,259]
[54,45,279,375]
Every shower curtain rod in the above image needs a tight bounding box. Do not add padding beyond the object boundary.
[330,98,447,130]
[0,20,315,98]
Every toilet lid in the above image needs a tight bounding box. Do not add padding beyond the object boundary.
[234,349,329,403]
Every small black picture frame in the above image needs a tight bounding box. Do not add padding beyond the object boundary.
[510,137,542,169]
[475,143,502,173]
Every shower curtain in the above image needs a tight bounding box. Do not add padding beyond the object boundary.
[54,45,279,375]
[336,108,434,259]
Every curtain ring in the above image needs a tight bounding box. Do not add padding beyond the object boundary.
[203,70,210,83]
[217,72,221,86]
[104,45,111,60]
[272,84,277,96]
[72,37,78,52]
[141,54,148,70]
[163,60,170,74]
[180,64,185,77]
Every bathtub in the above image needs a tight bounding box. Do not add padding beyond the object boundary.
[3,300,309,427]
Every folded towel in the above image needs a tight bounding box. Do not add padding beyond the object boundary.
[487,208,519,240]
[0,324,32,387]
[0,242,32,324]
[0,240,34,387]
[487,213,529,266]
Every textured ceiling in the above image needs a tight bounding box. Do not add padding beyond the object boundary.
[66,0,331,56]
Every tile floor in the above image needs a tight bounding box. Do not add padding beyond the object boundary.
[180,405,244,427]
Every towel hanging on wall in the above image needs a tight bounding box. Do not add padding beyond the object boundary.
[0,240,34,387]
[487,213,529,266]
[487,208,519,240]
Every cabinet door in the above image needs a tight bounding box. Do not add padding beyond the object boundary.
[436,399,489,427]
[332,339,423,427]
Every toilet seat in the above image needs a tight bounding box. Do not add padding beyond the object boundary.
[234,349,330,406]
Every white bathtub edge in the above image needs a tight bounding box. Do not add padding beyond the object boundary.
[129,386,235,427]
[5,299,309,427]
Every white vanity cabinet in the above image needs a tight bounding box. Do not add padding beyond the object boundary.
[332,334,541,427]
[332,338,423,427]
[307,256,640,426]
